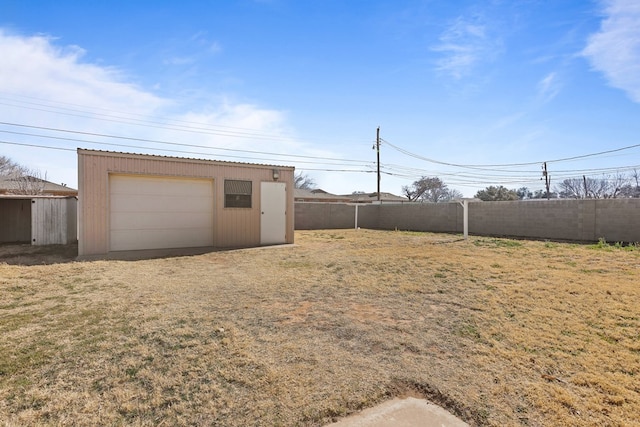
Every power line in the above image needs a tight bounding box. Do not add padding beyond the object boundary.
[0,139,375,174]
[3,93,638,191]
[0,137,373,168]
[0,122,371,165]
[381,138,541,169]
[381,138,640,169]
[0,95,292,138]
[0,100,295,142]
[0,92,372,145]
[382,161,640,181]
[0,140,76,152]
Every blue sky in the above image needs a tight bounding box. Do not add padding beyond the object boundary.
[1,0,639,197]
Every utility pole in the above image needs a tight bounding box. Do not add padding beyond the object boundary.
[542,162,551,200]
[376,126,381,202]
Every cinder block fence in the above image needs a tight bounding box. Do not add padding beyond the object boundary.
[294,199,640,243]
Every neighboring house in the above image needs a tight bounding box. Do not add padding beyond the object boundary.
[346,192,409,203]
[295,188,408,203]
[294,189,352,203]
[0,175,78,197]
[77,149,295,258]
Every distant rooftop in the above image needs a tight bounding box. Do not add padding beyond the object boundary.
[0,175,78,196]
[294,188,409,203]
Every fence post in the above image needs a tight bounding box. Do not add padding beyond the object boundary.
[458,199,469,240]
[463,199,468,240]
[354,204,359,230]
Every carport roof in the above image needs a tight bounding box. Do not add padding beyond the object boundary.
[0,194,77,200]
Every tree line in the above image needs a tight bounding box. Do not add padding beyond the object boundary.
[402,171,640,202]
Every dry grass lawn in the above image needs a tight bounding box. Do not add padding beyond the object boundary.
[1,230,639,426]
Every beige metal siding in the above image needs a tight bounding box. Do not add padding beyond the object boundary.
[78,149,295,256]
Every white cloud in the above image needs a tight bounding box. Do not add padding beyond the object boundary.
[0,30,302,188]
[432,16,501,79]
[190,31,223,54]
[186,103,287,135]
[164,56,196,66]
[0,30,170,186]
[537,72,561,103]
[582,0,640,102]
[208,41,223,54]
[0,30,165,112]
[172,101,299,153]
[490,111,526,131]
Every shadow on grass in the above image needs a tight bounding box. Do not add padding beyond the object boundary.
[0,243,78,266]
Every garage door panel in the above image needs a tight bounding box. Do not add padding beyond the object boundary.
[111,176,212,196]
[109,175,214,251]
[110,212,214,230]
[111,194,213,213]
[110,228,213,251]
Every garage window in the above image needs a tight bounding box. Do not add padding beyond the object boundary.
[225,180,252,208]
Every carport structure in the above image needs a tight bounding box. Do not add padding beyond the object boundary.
[0,195,77,245]
[77,149,294,258]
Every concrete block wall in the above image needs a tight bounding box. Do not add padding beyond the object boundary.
[468,199,640,242]
[469,200,588,241]
[295,199,640,243]
[594,199,640,242]
[376,203,460,232]
[294,203,356,230]
[357,205,379,229]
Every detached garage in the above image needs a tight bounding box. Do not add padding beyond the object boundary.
[77,149,294,258]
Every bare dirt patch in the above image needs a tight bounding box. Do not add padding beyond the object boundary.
[1,230,639,426]
[0,243,77,265]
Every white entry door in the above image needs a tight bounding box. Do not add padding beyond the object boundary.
[260,181,286,245]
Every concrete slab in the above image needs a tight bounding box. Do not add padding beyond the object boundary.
[326,397,469,427]
[76,244,296,261]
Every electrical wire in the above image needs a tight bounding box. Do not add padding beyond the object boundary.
[0,92,372,145]
[3,92,639,192]
[0,122,372,165]
[381,138,640,169]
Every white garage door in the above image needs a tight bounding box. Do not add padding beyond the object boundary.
[109,175,214,251]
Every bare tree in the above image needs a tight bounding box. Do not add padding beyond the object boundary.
[557,173,630,199]
[0,155,25,177]
[619,169,640,198]
[557,178,587,199]
[294,172,317,190]
[10,170,48,195]
[1,156,47,195]
[607,173,628,198]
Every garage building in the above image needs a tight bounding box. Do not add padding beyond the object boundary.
[77,149,294,257]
